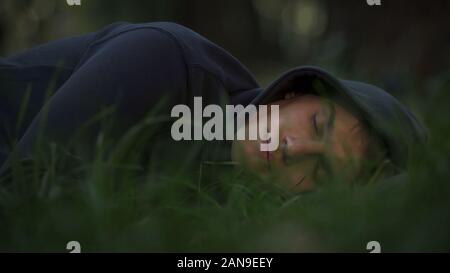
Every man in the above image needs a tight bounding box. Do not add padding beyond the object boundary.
[0,22,427,192]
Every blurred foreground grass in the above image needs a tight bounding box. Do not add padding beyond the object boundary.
[0,79,449,253]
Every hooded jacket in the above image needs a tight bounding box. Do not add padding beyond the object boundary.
[0,22,426,177]
[0,22,263,170]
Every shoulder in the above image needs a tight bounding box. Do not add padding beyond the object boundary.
[88,21,229,66]
[75,22,191,78]
[82,21,188,57]
[80,22,259,99]
[85,21,201,56]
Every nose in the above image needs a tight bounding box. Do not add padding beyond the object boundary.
[281,136,325,163]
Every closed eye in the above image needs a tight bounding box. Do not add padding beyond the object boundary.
[312,112,319,136]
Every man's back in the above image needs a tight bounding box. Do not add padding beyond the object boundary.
[0,22,261,170]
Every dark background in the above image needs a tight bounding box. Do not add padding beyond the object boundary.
[1,0,449,99]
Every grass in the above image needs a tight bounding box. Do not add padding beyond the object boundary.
[0,80,449,253]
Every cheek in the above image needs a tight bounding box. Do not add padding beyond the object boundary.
[271,162,316,193]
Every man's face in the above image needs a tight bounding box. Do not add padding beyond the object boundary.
[232,94,369,193]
